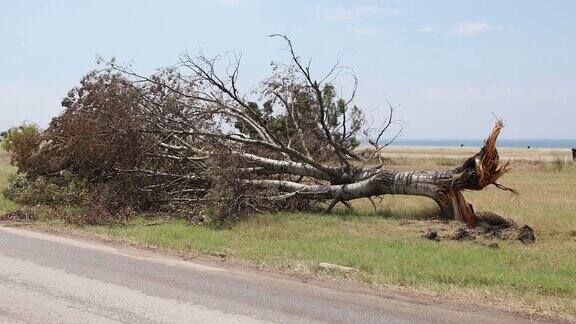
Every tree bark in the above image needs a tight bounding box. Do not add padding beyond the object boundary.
[248,121,512,228]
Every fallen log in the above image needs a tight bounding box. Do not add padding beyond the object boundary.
[101,36,519,227]
[248,121,513,228]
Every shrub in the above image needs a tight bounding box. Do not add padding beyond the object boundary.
[0,124,42,172]
[2,171,89,206]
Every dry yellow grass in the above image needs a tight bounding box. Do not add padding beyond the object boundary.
[373,146,572,162]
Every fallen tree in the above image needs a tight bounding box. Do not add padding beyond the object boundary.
[100,35,514,227]
[4,35,517,228]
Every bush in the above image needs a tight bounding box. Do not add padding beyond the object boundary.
[3,72,155,212]
[0,124,42,172]
[0,124,40,152]
[2,171,89,206]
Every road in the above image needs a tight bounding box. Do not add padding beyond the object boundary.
[0,225,543,323]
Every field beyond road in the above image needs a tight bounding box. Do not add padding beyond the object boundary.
[1,148,576,321]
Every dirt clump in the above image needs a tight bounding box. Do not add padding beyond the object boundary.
[517,225,536,244]
[451,228,474,241]
[422,212,536,245]
[422,228,440,241]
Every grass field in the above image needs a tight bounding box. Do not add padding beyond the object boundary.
[1,148,575,319]
[375,146,573,162]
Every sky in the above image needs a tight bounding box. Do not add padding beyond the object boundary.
[1,0,574,139]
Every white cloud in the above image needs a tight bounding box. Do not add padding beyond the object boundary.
[211,0,241,5]
[418,26,435,33]
[419,22,500,37]
[318,5,400,21]
[350,26,383,35]
[450,21,498,36]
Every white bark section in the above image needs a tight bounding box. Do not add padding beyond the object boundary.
[246,170,446,201]
[241,153,331,180]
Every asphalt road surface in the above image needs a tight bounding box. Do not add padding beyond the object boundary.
[0,225,545,323]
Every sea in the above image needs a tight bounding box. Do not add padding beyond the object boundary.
[386,139,575,149]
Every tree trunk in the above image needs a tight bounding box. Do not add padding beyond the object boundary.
[248,121,512,228]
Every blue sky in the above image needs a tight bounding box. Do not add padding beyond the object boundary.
[1,0,574,139]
